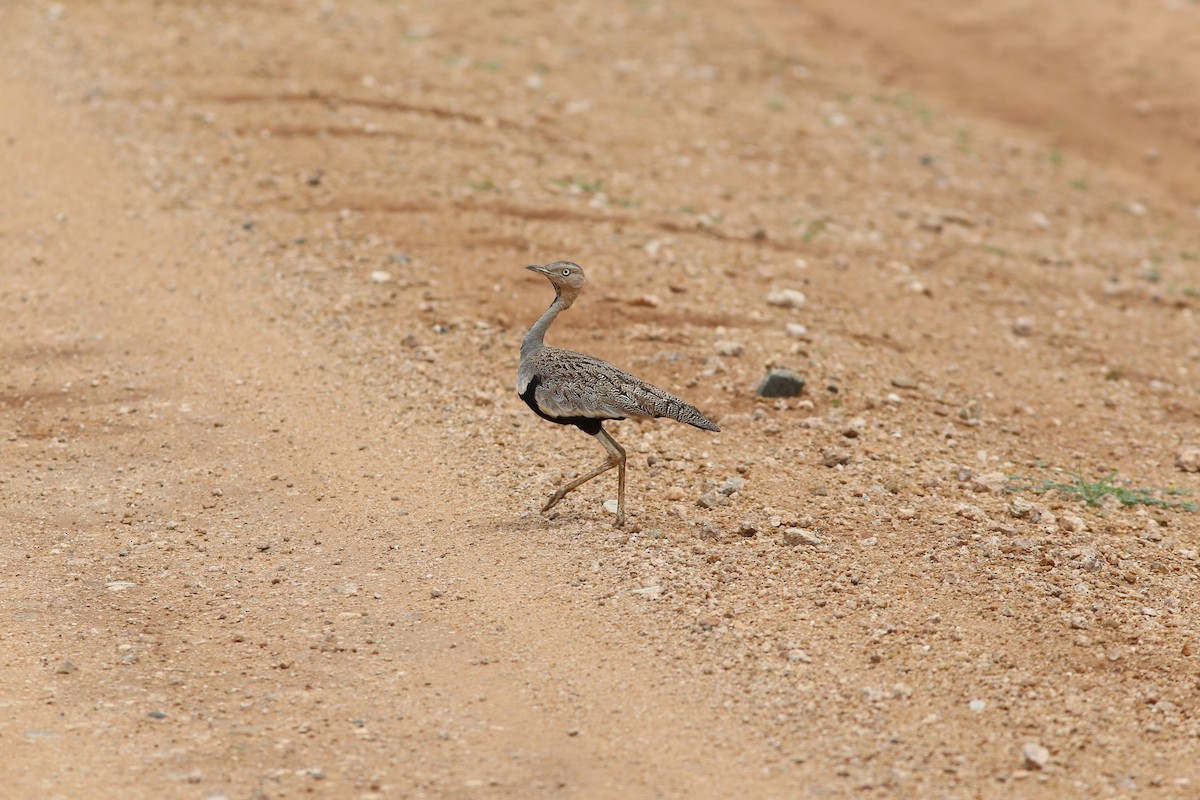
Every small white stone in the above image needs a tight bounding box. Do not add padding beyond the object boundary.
[969,699,986,713]
[1175,445,1200,473]
[766,289,807,309]
[370,270,392,283]
[715,340,745,357]
[1022,742,1050,770]
[782,528,821,546]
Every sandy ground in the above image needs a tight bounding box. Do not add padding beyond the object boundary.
[2,2,1199,798]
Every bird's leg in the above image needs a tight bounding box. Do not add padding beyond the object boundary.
[596,428,627,527]
[541,450,618,514]
[540,427,628,525]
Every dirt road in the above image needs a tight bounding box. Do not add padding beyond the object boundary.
[2,2,1198,798]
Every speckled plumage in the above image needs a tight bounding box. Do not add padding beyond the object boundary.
[518,347,719,430]
[517,261,719,527]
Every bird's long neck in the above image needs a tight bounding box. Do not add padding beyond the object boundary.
[521,289,573,360]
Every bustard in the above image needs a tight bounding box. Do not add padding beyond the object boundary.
[517,261,719,527]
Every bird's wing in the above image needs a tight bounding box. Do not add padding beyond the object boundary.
[529,350,631,420]
[531,349,719,431]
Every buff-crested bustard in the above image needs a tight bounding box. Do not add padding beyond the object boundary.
[517,261,719,527]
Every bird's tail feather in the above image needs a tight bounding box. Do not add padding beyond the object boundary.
[626,383,720,431]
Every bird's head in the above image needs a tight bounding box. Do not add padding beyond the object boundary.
[527,261,586,300]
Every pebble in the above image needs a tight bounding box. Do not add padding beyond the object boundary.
[970,471,1008,494]
[715,340,745,357]
[782,528,821,546]
[430,588,444,598]
[717,476,746,496]
[766,289,807,309]
[736,520,758,537]
[1175,445,1200,473]
[54,659,76,674]
[954,503,986,522]
[1021,742,1050,770]
[785,323,809,339]
[891,375,919,389]
[603,499,619,514]
[756,368,806,398]
[1012,317,1034,336]
[1008,497,1035,518]
[626,294,661,308]
[820,449,851,468]
[335,582,358,596]
[969,699,986,713]
[1070,546,1104,572]
[696,491,728,509]
[630,584,663,599]
[369,270,392,283]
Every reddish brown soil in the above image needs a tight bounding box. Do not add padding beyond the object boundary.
[2,2,1199,799]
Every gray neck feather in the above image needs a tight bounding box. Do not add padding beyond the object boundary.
[521,291,569,360]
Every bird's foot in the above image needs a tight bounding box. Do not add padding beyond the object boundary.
[541,492,565,513]
[613,514,625,528]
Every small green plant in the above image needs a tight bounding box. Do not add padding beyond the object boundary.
[551,177,604,194]
[1029,470,1196,510]
[801,218,826,242]
[1049,147,1063,167]
[889,93,933,125]
[955,126,971,153]
[1071,176,1089,190]
[767,96,785,112]
[467,179,497,192]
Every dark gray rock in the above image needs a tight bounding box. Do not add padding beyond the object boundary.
[756,368,806,398]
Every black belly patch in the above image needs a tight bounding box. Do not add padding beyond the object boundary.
[520,375,616,435]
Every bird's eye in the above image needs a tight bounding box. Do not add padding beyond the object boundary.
[561,268,571,276]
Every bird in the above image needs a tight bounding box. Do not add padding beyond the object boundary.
[517,260,719,527]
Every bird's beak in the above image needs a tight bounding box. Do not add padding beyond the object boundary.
[526,263,546,274]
